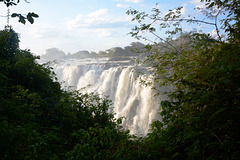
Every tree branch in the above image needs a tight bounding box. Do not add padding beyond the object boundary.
[153,17,216,26]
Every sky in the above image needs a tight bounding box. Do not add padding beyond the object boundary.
[0,0,218,56]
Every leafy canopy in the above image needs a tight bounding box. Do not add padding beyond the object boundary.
[0,27,131,159]
[126,0,240,159]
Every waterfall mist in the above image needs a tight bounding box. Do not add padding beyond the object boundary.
[43,58,166,135]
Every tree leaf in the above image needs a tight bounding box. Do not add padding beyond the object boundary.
[27,13,34,24]
[19,15,26,24]
[31,12,39,18]
[11,13,19,18]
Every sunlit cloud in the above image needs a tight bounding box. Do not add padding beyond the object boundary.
[66,8,131,30]
[125,0,144,3]
[116,4,129,8]
[27,25,60,39]
[181,4,188,16]
[97,29,113,38]
[88,8,108,17]
[66,9,111,29]
[190,0,206,9]
[209,29,217,37]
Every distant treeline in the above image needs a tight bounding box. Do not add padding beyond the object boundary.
[41,42,145,61]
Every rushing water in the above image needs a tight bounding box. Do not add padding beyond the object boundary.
[41,58,166,135]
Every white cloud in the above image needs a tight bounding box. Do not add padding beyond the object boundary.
[88,8,108,17]
[181,4,188,16]
[97,29,113,38]
[17,24,61,39]
[125,0,144,3]
[66,8,131,30]
[116,3,129,8]
[190,0,205,9]
[66,15,85,28]
[209,29,217,37]
[66,9,110,29]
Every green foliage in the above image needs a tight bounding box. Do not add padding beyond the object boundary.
[0,27,19,59]
[66,124,123,160]
[0,28,131,159]
[1,0,239,159]
[126,0,240,159]
[202,0,240,42]
[11,12,39,24]
[141,42,240,159]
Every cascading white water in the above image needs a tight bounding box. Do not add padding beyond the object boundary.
[45,58,166,135]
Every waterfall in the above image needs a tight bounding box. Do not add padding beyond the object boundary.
[45,58,165,135]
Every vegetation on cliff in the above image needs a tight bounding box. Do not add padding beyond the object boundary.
[0,0,239,159]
